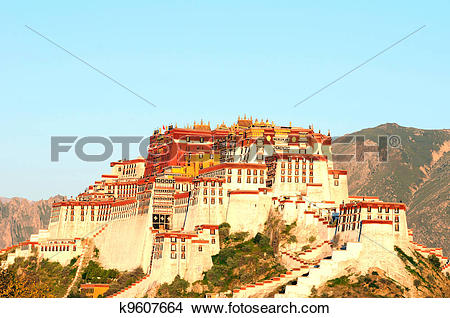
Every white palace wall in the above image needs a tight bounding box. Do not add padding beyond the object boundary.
[94,214,152,271]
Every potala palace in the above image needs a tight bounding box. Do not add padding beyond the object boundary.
[2,116,448,297]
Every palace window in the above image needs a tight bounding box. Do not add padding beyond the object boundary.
[260,170,264,176]
[237,177,241,183]
[281,170,285,175]
[287,177,292,183]
[171,253,177,259]
[171,237,177,243]
[181,245,185,251]
[198,246,203,252]
[295,177,299,183]
[288,163,292,169]
[395,208,399,213]
[212,238,216,244]
[227,176,231,183]
[219,198,223,205]
[253,169,257,175]
[228,169,232,174]
[281,162,285,168]
[253,177,258,183]
[238,169,242,175]
[171,244,176,251]
[247,177,251,183]
[181,253,185,259]
[309,177,313,183]
[200,137,204,143]
[334,180,339,186]
[260,177,264,184]
[302,177,306,183]
[211,189,215,195]
[247,169,251,175]
[295,170,299,175]
[395,216,399,223]
[395,224,400,232]
[302,164,306,170]
[281,176,285,182]
[203,198,207,204]
[203,189,208,195]
[367,207,371,212]
[211,198,215,204]
[186,137,190,142]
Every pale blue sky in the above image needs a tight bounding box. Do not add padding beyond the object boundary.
[0,1,448,200]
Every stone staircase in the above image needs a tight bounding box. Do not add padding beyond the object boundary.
[276,242,363,298]
[281,240,332,268]
[107,234,157,298]
[408,229,449,271]
[63,225,109,297]
[232,268,308,298]
[63,240,93,297]
[108,274,154,298]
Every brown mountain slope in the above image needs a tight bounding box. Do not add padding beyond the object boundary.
[334,123,449,255]
[0,196,64,249]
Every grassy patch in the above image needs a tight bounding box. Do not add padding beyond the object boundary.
[327,275,350,287]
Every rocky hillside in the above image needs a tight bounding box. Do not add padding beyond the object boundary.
[334,123,449,255]
[0,196,64,249]
[309,246,450,298]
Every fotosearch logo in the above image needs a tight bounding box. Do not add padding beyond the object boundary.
[50,134,401,163]
[51,136,151,162]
